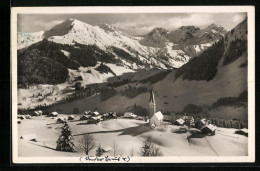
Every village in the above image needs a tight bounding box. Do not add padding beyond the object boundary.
[17,89,248,157]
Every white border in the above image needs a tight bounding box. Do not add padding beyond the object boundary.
[11,6,255,164]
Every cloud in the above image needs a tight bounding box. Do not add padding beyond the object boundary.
[34,19,65,31]
[113,14,215,35]
[233,14,244,22]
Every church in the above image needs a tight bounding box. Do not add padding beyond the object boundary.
[148,89,163,127]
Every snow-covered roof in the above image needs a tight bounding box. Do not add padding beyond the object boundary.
[93,111,99,115]
[176,118,185,124]
[153,111,164,120]
[240,128,248,134]
[202,124,216,131]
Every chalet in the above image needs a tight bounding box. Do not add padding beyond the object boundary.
[33,110,43,116]
[80,115,91,121]
[235,128,248,137]
[201,124,216,135]
[25,115,31,119]
[150,111,164,127]
[88,117,101,124]
[17,115,25,120]
[83,111,92,115]
[68,115,75,120]
[195,118,207,129]
[57,116,67,123]
[174,118,185,126]
[92,111,100,116]
[50,112,58,117]
[124,112,137,118]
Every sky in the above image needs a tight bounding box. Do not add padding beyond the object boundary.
[17,13,247,35]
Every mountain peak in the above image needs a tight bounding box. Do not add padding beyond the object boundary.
[98,23,117,32]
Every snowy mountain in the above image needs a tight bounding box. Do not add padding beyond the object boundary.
[140,24,226,58]
[17,31,44,50]
[18,19,225,70]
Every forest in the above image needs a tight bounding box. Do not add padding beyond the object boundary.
[175,38,225,81]
[18,40,118,86]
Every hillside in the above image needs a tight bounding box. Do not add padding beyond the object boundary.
[39,19,248,121]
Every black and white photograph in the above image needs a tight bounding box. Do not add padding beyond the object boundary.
[11,6,255,163]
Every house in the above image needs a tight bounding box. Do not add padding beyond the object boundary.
[150,111,164,127]
[25,115,31,119]
[57,116,67,123]
[17,115,25,120]
[50,112,58,117]
[173,118,185,126]
[68,115,75,120]
[201,124,216,135]
[93,111,100,116]
[88,117,101,124]
[83,111,92,115]
[195,118,207,129]
[33,110,43,116]
[235,128,248,137]
[124,112,137,118]
[80,115,91,121]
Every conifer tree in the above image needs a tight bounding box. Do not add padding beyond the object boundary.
[96,143,104,157]
[56,121,77,152]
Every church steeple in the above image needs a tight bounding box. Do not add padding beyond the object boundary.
[149,88,155,103]
[148,88,156,119]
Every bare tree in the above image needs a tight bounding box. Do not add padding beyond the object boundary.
[130,147,134,157]
[79,134,95,155]
[111,141,120,156]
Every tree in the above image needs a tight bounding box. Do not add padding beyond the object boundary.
[111,141,121,156]
[140,137,163,156]
[79,134,96,155]
[56,121,77,152]
[96,143,104,157]
[130,147,134,157]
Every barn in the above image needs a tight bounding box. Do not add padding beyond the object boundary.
[150,111,164,127]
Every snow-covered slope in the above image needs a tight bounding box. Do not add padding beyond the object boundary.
[17,31,44,50]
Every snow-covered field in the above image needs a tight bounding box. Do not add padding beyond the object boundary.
[17,116,248,157]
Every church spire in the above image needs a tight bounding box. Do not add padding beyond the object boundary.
[149,88,155,103]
